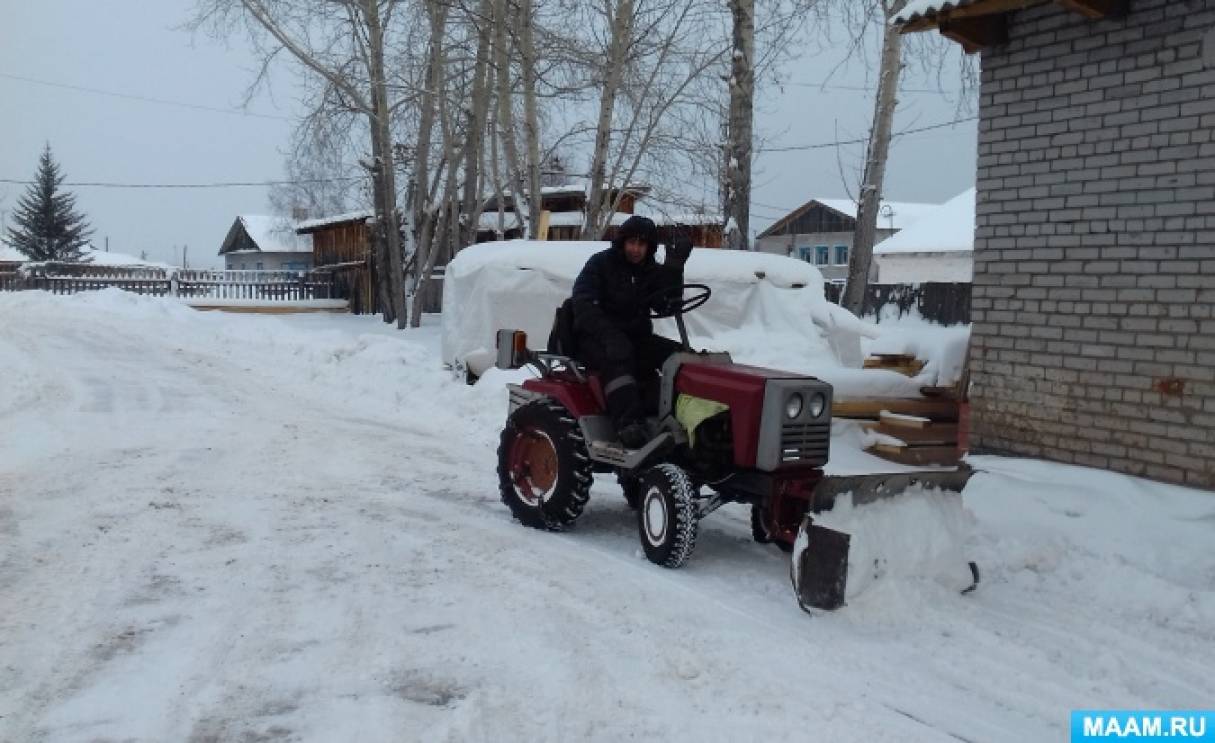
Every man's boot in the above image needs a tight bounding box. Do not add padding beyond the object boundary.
[604,374,647,448]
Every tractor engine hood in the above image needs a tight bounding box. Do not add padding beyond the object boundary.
[673,362,833,472]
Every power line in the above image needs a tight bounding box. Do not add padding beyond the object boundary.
[0,177,359,190]
[758,115,977,154]
[0,72,294,121]
[0,118,976,191]
[782,80,960,95]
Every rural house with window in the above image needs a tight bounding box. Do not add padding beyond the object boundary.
[897,0,1215,488]
[218,215,314,272]
[755,198,940,283]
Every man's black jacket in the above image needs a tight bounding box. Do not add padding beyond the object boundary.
[571,233,684,342]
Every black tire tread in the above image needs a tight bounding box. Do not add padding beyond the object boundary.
[497,400,593,530]
[639,463,698,568]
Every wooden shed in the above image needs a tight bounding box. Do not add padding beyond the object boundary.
[295,211,379,315]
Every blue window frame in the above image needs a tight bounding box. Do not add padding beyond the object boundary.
[834,245,849,265]
[815,245,829,265]
[797,246,814,263]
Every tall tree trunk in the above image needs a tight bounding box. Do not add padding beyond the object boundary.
[841,13,901,315]
[724,0,754,251]
[581,0,633,240]
[460,0,495,249]
[363,0,406,327]
[411,60,460,326]
[408,0,449,328]
[518,0,543,234]
[493,0,532,237]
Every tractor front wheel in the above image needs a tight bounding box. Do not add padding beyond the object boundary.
[498,400,592,530]
[637,464,698,568]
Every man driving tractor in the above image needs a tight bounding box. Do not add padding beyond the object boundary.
[569,215,694,448]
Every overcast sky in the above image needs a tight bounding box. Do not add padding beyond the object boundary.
[0,1,977,268]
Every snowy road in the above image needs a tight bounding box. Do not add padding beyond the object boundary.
[2,292,1212,742]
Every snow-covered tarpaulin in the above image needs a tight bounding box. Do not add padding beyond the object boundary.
[441,240,875,376]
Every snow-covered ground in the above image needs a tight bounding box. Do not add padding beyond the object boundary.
[2,291,1212,742]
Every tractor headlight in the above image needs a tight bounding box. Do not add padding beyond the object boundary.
[808,392,826,418]
[785,393,803,419]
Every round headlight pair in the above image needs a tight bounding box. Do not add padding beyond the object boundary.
[785,392,826,419]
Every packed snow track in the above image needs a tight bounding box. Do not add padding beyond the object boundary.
[1,291,1212,742]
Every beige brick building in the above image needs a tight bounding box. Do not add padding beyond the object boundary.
[898,0,1215,488]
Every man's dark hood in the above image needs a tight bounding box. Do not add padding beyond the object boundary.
[611,215,660,262]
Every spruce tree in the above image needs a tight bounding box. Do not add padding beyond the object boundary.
[6,144,93,262]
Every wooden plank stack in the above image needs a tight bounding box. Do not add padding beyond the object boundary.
[862,353,926,377]
[865,411,961,466]
[835,352,966,467]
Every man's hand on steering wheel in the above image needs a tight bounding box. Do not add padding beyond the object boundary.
[643,283,712,319]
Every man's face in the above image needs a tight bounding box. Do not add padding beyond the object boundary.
[624,238,648,264]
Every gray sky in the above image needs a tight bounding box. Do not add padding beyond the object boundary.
[0,1,977,269]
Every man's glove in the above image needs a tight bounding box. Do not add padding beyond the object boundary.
[667,229,693,265]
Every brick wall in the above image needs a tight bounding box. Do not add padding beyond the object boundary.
[970,0,1215,488]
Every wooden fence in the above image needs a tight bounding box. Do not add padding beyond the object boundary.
[821,282,971,326]
[176,269,334,301]
[862,283,971,326]
[0,265,336,303]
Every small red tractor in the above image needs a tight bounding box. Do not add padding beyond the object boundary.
[494,284,973,610]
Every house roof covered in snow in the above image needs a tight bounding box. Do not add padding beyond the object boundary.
[219,215,312,255]
[295,210,375,234]
[757,197,940,239]
[874,188,975,255]
[0,241,24,262]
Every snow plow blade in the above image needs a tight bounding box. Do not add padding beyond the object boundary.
[792,465,976,612]
[811,464,974,511]
[792,521,851,611]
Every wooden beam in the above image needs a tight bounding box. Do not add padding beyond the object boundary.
[1055,0,1128,18]
[899,0,1042,31]
[941,14,1010,53]
[832,397,960,422]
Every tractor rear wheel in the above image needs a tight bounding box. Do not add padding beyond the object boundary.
[637,464,698,568]
[498,400,592,530]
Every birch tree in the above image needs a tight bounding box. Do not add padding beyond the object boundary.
[724,0,755,250]
[839,0,906,315]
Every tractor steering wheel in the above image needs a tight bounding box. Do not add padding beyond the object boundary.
[644,283,712,319]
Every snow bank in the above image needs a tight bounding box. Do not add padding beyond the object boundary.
[441,240,875,384]
[861,310,971,387]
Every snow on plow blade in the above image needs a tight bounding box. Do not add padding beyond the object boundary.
[792,465,976,612]
[812,465,974,511]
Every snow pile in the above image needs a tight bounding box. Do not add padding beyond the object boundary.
[965,455,1215,640]
[441,239,875,384]
[811,487,977,603]
[863,311,971,387]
